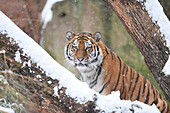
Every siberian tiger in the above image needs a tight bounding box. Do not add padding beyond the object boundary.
[65,31,169,113]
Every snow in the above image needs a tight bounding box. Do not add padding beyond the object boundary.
[163,60,170,75]
[15,50,22,63]
[0,106,15,113]
[137,0,170,76]
[41,0,63,29]
[0,11,160,112]
[0,50,5,54]
[144,0,170,48]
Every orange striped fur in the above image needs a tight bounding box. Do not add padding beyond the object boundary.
[65,31,169,113]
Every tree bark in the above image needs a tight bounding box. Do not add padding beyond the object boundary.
[103,0,170,102]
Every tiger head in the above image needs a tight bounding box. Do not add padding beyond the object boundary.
[65,31,103,69]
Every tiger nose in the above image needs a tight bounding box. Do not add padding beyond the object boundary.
[77,57,84,62]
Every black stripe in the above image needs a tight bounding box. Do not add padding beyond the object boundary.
[122,64,126,75]
[91,46,100,63]
[160,94,163,100]
[97,63,102,77]
[125,66,128,77]
[156,90,163,100]
[97,46,100,58]
[99,80,110,93]
[91,57,98,63]
[105,47,109,54]
[157,106,160,110]
[83,38,88,41]
[90,62,103,88]
[97,45,99,51]
[142,78,147,97]
[161,101,166,113]
[154,98,158,105]
[144,87,150,104]
[66,45,74,61]
[136,83,141,101]
[150,85,156,106]
[91,41,94,44]
[66,44,69,55]
[67,56,73,61]
[109,49,114,60]
[129,68,134,91]
[123,89,126,99]
[113,55,122,91]
[130,73,140,100]
[150,101,155,106]
[78,36,88,41]
[151,85,155,100]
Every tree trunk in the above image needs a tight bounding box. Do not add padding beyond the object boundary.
[103,0,170,102]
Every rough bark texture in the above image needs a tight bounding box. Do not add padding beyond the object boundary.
[0,34,98,113]
[103,0,170,102]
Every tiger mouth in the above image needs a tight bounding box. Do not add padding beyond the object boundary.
[75,62,89,67]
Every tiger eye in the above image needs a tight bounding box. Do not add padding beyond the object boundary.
[72,45,78,51]
[85,45,92,51]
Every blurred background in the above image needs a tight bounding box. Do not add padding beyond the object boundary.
[0,0,169,111]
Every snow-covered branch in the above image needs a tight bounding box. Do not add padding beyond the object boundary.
[0,11,159,112]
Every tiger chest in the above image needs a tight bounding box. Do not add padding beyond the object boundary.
[77,65,106,94]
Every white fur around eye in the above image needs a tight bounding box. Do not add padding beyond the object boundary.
[72,39,79,50]
[85,40,92,51]
[73,39,79,45]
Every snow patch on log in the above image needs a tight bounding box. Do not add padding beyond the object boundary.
[0,106,15,113]
[0,11,160,113]
[0,50,5,54]
[14,50,22,63]
[137,0,170,76]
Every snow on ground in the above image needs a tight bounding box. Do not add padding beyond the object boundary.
[137,0,170,75]
[0,106,15,113]
[0,11,160,112]
[0,50,5,54]
[41,0,63,29]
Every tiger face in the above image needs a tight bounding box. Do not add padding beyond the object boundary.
[65,32,103,69]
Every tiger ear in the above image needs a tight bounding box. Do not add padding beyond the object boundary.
[93,32,101,42]
[66,31,74,41]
